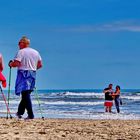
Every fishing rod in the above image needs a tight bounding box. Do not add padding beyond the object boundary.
[7,67,12,119]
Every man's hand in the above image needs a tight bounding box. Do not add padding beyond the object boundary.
[8,60,21,68]
[37,60,43,69]
[8,60,13,68]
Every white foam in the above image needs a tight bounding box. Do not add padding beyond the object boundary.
[0,100,18,104]
[90,113,140,120]
[59,91,104,98]
[121,96,140,100]
[43,110,140,120]
[0,100,40,105]
[44,101,104,106]
[53,92,140,101]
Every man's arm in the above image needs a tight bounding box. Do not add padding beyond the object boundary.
[103,90,106,93]
[9,60,21,68]
[103,88,109,94]
[37,60,43,69]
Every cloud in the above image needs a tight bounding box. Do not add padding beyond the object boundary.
[52,20,140,32]
[101,20,140,32]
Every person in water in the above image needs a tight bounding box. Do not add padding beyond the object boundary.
[9,36,43,119]
[112,85,121,113]
[103,84,114,113]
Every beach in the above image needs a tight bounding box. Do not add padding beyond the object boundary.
[0,118,140,140]
[0,89,140,139]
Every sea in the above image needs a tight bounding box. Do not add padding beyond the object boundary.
[0,89,140,120]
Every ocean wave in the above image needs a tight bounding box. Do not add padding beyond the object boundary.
[91,113,140,120]
[48,92,140,101]
[0,100,41,105]
[42,110,140,120]
[44,101,104,106]
[121,96,140,100]
[62,91,103,96]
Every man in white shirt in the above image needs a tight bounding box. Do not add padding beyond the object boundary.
[9,36,42,119]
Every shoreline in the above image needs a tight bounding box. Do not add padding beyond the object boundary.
[0,118,140,139]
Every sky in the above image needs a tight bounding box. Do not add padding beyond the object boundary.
[0,0,140,89]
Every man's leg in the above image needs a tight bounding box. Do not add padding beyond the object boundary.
[105,107,108,112]
[109,107,112,113]
[24,90,34,119]
[17,92,26,117]
[115,98,120,113]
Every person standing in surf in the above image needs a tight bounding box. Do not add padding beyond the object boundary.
[112,85,122,113]
[9,36,42,119]
[103,84,114,113]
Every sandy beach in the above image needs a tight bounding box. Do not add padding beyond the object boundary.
[0,118,139,140]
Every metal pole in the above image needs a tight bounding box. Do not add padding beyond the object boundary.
[34,87,44,119]
[0,85,12,119]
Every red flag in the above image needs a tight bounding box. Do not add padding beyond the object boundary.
[0,72,6,88]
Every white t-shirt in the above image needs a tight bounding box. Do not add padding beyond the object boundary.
[14,47,42,71]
